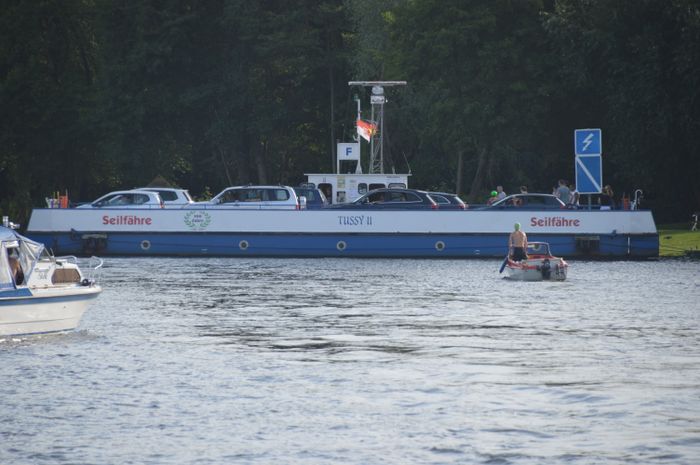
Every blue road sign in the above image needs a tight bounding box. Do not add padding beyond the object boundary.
[575,154,602,194]
[575,128,602,155]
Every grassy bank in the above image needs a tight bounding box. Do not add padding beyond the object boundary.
[659,223,700,257]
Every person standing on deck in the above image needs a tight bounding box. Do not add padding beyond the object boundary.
[509,223,528,261]
[556,179,571,204]
[496,185,507,201]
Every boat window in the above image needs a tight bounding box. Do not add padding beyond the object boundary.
[52,268,81,284]
[369,183,386,191]
[358,183,368,195]
[4,246,25,287]
[388,183,407,189]
[0,246,15,289]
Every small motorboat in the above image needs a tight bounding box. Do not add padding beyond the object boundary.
[501,242,568,281]
[0,224,102,336]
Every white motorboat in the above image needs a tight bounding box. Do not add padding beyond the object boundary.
[501,242,568,281]
[0,225,102,336]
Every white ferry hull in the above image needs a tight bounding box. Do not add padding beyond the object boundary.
[26,208,659,258]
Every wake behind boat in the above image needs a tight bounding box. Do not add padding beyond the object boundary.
[0,224,102,337]
[502,242,568,281]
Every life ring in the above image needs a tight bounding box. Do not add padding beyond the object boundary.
[336,241,347,251]
[435,241,445,251]
[140,240,151,251]
[239,240,249,250]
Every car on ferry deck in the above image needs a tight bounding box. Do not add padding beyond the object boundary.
[478,193,566,210]
[293,186,329,209]
[427,192,468,210]
[76,190,164,209]
[195,185,301,209]
[133,187,193,206]
[326,188,438,210]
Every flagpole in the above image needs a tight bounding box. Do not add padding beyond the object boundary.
[354,95,361,174]
[348,81,406,174]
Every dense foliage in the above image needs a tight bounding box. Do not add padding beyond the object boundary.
[1,0,698,224]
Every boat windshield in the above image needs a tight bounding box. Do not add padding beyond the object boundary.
[0,243,15,289]
[17,235,46,282]
[527,242,551,255]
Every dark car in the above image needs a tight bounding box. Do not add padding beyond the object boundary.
[427,192,467,210]
[326,188,438,210]
[480,193,566,210]
[294,186,328,209]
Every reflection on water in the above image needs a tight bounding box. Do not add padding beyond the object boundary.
[1,258,699,464]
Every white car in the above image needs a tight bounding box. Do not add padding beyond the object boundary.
[133,187,194,206]
[197,186,301,209]
[77,190,164,209]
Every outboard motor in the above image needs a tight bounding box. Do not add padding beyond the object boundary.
[539,258,552,280]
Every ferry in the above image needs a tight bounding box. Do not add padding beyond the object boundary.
[24,198,658,258]
[23,81,658,259]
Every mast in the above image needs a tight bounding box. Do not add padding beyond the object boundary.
[349,81,406,174]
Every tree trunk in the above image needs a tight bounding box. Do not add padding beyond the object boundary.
[468,146,487,200]
[255,140,267,184]
[455,149,463,195]
[218,146,232,186]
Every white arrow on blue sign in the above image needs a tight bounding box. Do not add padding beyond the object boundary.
[574,128,603,194]
[575,154,602,194]
[575,128,602,155]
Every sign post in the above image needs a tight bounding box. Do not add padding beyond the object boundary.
[574,129,602,210]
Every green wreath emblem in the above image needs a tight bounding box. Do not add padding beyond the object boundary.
[184,211,212,230]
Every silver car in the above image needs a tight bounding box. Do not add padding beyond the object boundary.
[77,190,164,209]
[196,186,301,210]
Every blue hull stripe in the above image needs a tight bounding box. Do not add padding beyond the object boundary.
[28,232,659,258]
[0,291,99,306]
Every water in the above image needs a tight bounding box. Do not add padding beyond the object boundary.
[1,258,699,465]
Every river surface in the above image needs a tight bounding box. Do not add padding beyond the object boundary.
[1,258,699,465]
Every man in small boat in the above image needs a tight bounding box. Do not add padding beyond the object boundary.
[509,222,528,262]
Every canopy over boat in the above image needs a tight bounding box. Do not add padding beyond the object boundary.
[0,227,48,290]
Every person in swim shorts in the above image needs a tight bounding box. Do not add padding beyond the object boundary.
[509,222,528,261]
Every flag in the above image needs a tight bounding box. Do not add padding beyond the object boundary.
[356,119,377,142]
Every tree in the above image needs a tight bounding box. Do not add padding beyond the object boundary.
[384,0,554,200]
[0,0,101,224]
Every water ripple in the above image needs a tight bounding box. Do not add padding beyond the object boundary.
[1,258,699,465]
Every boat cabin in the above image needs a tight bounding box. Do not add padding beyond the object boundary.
[1,228,46,289]
[305,141,410,204]
[304,173,410,204]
